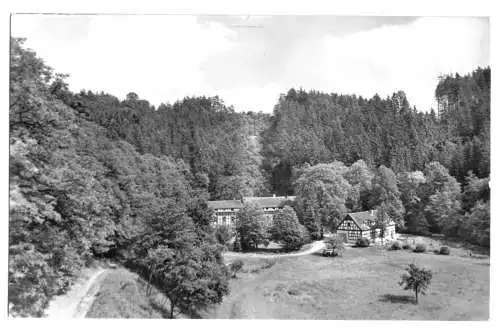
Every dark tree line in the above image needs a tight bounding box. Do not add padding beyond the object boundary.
[262,69,490,196]
[67,91,270,200]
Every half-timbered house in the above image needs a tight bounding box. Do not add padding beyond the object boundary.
[336,210,396,242]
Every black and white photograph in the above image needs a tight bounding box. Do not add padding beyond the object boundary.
[6,1,493,322]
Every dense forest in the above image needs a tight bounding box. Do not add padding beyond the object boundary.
[9,37,490,317]
[262,74,490,195]
[9,38,230,317]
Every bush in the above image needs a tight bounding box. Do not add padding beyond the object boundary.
[229,260,244,278]
[414,243,427,253]
[300,225,311,245]
[402,242,412,250]
[232,237,242,252]
[390,241,402,250]
[355,237,370,247]
[439,246,450,255]
[215,226,232,246]
[325,236,345,256]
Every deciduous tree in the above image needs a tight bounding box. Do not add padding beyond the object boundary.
[399,263,433,304]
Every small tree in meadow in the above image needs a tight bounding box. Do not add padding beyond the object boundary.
[399,263,433,304]
[229,260,244,278]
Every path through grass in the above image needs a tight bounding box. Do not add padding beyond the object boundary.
[205,244,489,320]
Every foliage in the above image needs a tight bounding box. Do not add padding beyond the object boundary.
[397,171,428,234]
[369,166,405,228]
[261,72,490,241]
[263,69,489,196]
[422,162,462,236]
[270,206,308,251]
[355,237,370,247]
[9,38,229,317]
[232,236,242,252]
[399,263,433,304]
[390,241,402,250]
[138,244,230,318]
[234,202,268,251]
[414,243,427,253]
[215,226,232,246]
[230,260,244,278]
[460,201,490,247]
[299,205,322,240]
[462,172,489,212]
[343,160,374,211]
[402,242,412,250]
[374,205,392,238]
[439,246,450,255]
[73,90,270,200]
[325,236,346,256]
[294,162,351,236]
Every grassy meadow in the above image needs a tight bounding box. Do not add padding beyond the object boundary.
[203,241,489,320]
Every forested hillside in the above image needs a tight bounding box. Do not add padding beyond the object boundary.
[262,72,490,195]
[261,71,489,244]
[9,37,490,317]
[9,38,229,317]
[66,92,270,200]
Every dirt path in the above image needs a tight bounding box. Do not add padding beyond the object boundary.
[224,240,326,259]
[45,268,108,318]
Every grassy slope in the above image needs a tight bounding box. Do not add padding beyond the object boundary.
[205,245,489,320]
[86,268,174,318]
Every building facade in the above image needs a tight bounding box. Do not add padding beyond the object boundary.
[207,195,296,228]
[336,210,396,242]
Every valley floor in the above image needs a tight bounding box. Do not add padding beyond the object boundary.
[45,236,489,320]
[203,241,489,320]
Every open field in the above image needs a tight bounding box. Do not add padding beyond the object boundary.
[204,242,489,320]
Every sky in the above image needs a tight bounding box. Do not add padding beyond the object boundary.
[11,15,489,113]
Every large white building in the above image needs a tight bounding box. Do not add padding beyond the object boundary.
[207,195,296,228]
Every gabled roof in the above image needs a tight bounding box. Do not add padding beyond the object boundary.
[341,210,395,231]
[207,196,296,210]
[207,200,243,209]
[243,196,296,208]
[347,210,377,227]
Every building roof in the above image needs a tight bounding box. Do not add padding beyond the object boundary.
[207,196,296,210]
[207,200,243,209]
[343,210,395,231]
[243,196,296,208]
[346,210,377,230]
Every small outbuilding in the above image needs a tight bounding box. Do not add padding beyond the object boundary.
[336,210,396,242]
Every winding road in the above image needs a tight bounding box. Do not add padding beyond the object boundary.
[224,240,326,259]
[45,268,108,318]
